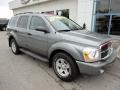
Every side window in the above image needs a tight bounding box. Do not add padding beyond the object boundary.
[29,16,46,30]
[17,16,29,29]
[9,16,18,27]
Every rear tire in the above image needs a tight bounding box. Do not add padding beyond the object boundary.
[52,52,79,82]
[10,39,20,55]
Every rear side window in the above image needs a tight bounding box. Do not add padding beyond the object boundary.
[9,16,18,27]
[29,16,46,30]
[17,16,29,29]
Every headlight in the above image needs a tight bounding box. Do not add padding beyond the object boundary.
[83,47,100,62]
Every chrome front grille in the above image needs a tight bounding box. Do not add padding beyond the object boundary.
[100,41,112,60]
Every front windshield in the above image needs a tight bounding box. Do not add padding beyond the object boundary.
[47,16,83,31]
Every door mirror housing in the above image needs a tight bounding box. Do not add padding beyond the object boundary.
[35,26,49,33]
[81,23,86,30]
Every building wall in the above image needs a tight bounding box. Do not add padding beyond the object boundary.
[10,0,78,22]
[77,0,94,30]
[9,0,94,31]
[9,0,52,10]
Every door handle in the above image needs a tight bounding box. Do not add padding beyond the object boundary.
[27,33,32,36]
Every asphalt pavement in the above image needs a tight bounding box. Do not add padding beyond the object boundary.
[0,31,120,90]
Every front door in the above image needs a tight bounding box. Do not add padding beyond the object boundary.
[27,16,48,57]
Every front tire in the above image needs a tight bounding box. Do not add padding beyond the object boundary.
[52,53,79,82]
[10,39,20,54]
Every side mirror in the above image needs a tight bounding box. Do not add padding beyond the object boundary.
[82,23,86,30]
[35,26,49,33]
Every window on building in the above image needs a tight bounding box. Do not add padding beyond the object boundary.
[96,15,110,34]
[29,16,46,30]
[17,16,29,29]
[56,9,69,18]
[111,0,120,13]
[96,0,110,13]
[110,15,120,35]
[95,0,120,35]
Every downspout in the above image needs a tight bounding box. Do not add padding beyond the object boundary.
[91,0,97,32]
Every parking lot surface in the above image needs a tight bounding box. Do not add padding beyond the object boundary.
[0,31,120,90]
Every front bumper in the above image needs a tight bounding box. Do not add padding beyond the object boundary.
[76,50,117,75]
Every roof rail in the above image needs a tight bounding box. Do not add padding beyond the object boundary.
[15,12,42,16]
[15,12,34,16]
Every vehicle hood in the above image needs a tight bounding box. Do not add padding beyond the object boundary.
[59,30,111,47]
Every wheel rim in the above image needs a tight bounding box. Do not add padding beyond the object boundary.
[55,58,71,77]
[11,41,17,53]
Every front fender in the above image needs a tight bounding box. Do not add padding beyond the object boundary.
[48,42,85,61]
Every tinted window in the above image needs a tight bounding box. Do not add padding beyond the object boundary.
[96,15,110,34]
[9,16,18,27]
[111,15,120,35]
[17,16,29,29]
[29,16,46,30]
[111,0,120,13]
[96,0,109,13]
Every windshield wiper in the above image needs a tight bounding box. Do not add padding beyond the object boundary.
[58,29,71,32]
[70,28,83,31]
[58,28,83,32]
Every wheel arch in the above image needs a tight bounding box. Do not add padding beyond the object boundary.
[48,42,83,62]
[49,49,80,73]
[9,35,15,47]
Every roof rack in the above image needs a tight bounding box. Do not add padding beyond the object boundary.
[15,12,41,16]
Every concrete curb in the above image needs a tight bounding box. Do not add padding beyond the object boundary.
[111,36,120,59]
[117,46,120,59]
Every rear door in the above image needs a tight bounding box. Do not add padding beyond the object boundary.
[16,15,30,48]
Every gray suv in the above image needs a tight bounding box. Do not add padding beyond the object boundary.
[7,13,116,82]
